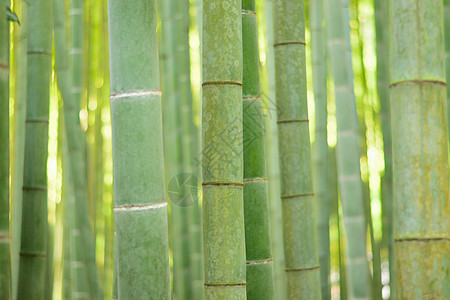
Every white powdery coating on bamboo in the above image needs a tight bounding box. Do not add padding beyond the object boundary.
[110,90,162,100]
[113,201,168,213]
[246,258,273,265]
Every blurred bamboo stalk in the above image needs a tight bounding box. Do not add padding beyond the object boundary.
[10,1,27,298]
[310,0,331,298]
[0,1,11,298]
[324,0,371,298]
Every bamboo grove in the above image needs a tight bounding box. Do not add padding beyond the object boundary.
[1,0,449,299]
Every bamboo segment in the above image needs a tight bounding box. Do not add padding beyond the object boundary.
[324,0,371,298]
[11,2,27,299]
[389,1,450,298]
[310,0,331,298]
[262,1,287,298]
[108,0,170,298]
[272,0,321,298]
[17,0,52,298]
[445,1,450,137]
[202,0,246,299]
[242,1,274,299]
[0,2,11,298]
[374,0,395,293]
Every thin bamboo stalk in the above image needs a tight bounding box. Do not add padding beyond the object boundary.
[107,0,170,297]
[17,0,52,297]
[202,0,246,298]
[0,1,11,298]
[10,1,27,299]
[324,0,371,298]
[389,0,449,298]
[310,0,331,298]
[447,1,450,139]
[261,1,286,298]
[241,0,274,299]
[272,0,321,297]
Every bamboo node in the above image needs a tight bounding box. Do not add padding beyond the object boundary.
[394,237,450,243]
[204,282,247,287]
[246,258,274,265]
[389,79,447,88]
[202,181,244,188]
[27,50,51,56]
[110,90,162,100]
[22,185,47,192]
[20,251,46,258]
[113,201,168,213]
[243,177,268,183]
[274,41,306,47]
[281,193,314,200]
[242,10,256,16]
[285,265,320,272]
[277,119,309,124]
[202,81,243,87]
[26,118,49,124]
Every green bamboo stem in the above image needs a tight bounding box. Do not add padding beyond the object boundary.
[0,2,11,298]
[11,2,27,299]
[53,0,92,297]
[324,0,372,298]
[389,1,449,298]
[158,0,184,297]
[446,1,450,139]
[272,0,321,297]
[108,0,170,298]
[241,0,274,299]
[262,1,286,298]
[202,0,246,298]
[310,0,331,298]
[17,0,52,297]
[68,1,102,297]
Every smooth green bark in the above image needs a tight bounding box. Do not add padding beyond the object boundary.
[261,1,287,298]
[202,1,246,299]
[374,0,395,296]
[17,0,52,298]
[310,0,331,298]
[0,2,11,298]
[445,0,450,137]
[272,0,321,298]
[242,1,274,299]
[108,0,170,298]
[389,1,450,298]
[11,2,27,299]
[324,0,371,298]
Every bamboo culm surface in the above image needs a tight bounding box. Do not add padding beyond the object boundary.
[202,0,246,298]
[310,0,331,298]
[272,0,321,297]
[17,0,52,298]
[108,0,170,298]
[389,0,450,298]
[324,0,372,298]
[242,0,274,299]
[0,2,11,298]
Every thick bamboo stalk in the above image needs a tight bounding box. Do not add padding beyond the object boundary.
[389,1,450,298]
[202,0,246,298]
[11,2,27,299]
[310,0,331,298]
[107,0,170,298]
[241,0,274,299]
[324,0,372,298]
[272,0,321,297]
[17,0,52,297]
[0,2,11,298]
[262,1,286,298]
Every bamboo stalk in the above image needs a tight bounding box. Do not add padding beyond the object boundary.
[324,0,372,298]
[0,1,11,298]
[272,0,321,297]
[389,0,449,298]
[241,0,274,299]
[202,0,246,298]
[261,1,286,298]
[10,1,27,299]
[17,0,52,297]
[446,1,450,139]
[107,0,170,297]
[310,0,331,298]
